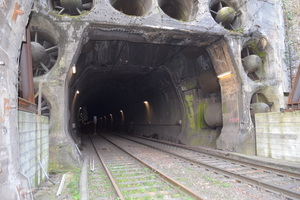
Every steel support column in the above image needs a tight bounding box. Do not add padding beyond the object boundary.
[20,26,35,104]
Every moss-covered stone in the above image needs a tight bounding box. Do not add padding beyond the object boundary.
[183,93,218,147]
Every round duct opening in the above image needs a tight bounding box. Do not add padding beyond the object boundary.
[250,92,271,125]
[210,1,240,31]
[109,0,153,16]
[198,69,221,94]
[158,0,198,22]
[50,0,93,16]
[241,37,267,81]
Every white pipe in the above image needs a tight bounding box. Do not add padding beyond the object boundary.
[92,159,95,172]
[56,174,66,196]
[75,144,82,157]
[16,186,21,200]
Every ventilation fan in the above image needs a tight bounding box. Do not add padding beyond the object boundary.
[250,93,271,125]
[241,46,263,81]
[210,1,239,30]
[52,0,93,15]
[31,27,58,77]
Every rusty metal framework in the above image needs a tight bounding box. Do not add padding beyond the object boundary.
[19,26,37,113]
[288,64,300,110]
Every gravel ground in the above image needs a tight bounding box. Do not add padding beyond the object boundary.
[33,134,292,200]
[105,134,285,200]
[33,172,79,200]
[80,136,118,200]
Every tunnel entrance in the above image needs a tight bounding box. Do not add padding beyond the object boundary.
[68,37,222,147]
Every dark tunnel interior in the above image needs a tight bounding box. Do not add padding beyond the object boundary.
[68,39,222,145]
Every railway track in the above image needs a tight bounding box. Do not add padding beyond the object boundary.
[112,134,300,200]
[87,135,202,200]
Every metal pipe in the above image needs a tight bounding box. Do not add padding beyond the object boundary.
[75,144,82,157]
[39,161,56,185]
[19,26,35,103]
[56,174,66,196]
[80,158,89,200]
[19,172,34,200]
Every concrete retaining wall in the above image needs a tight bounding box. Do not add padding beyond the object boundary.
[255,111,300,162]
[18,111,49,187]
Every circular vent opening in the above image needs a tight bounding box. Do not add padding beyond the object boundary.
[109,0,153,16]
[250,92,271,125]
[50,0,93,16]
[241,38,267,81]
[31,27,59,77]
[210,1,240,30]
[158,0,198,22]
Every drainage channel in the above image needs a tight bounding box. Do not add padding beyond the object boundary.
[117,134,300,200]
[87,134,203,200]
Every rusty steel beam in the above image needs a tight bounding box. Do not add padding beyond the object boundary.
[18,98,37,113]
[19,26,35,105]
[288,64,300,109]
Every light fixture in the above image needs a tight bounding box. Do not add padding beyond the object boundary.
[76,90,80,94]
[144,101,148,104]
[120,110,123,113]
[217,71,232,78]
[72,65,76,74]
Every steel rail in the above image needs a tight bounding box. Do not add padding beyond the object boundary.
[87,134,125,200]
[102,135,204,200]
[128,135,300,179]
[117,135,300,200]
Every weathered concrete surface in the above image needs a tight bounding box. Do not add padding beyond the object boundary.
[0,1,297,198]
[31,14,87,170]
[207,39,249,153]
[256,111,300,162]
[0,0,35,199]
[31,0,289,157]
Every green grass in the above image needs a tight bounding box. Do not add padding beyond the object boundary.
[156,193,164,199]
[67,168,81,200]
[204,176,231,188]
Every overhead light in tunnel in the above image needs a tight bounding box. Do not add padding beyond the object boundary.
[76,90,80,94]
[120,110,123,113]
[217,71,232,78]
[72,65,76,74]
[144,101,149,104]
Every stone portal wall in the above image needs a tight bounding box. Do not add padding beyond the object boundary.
[283,0,300,81]
[255,111,300,162]
[0,0,34,199]
[19,111,49,187]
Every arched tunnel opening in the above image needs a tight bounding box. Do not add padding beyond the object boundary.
[68,37,222,147]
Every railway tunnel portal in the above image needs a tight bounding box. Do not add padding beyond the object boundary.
[27,0,287,169]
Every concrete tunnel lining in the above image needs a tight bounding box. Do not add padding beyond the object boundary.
[68,38,223,145]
